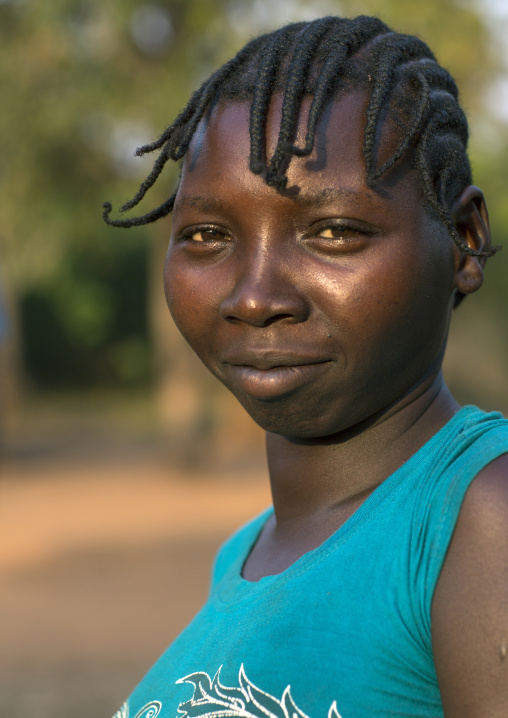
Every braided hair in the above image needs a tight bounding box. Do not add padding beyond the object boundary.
[103,14,499,261]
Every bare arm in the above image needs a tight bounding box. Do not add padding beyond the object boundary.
[432,453,508,717]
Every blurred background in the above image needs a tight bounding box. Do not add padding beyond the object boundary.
[1,0,507,716]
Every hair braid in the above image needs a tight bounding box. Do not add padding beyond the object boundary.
[367,68,431,183]
[290,16,389,158]
[368,58,464,182]
[117,84,215,214]
[119,144,172,213]
[249,27,297,175]
[363,35,435,184]
[266,18,339,188]
[169,36,268,161]
[105,36,267,225]
[134,94,202,158]
[103,15,500,261]
[369,58,469,183]
[102,191,177,228]
[414,97,499,258]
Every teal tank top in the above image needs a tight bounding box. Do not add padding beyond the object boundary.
[114,406,508,718]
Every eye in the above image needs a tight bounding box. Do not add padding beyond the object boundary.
[304,221,374,254]
[182,228,230,243]
[314,224,361,241]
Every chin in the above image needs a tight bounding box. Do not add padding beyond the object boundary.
[231,393,352,440]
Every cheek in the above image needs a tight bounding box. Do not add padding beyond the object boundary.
[367,263,452,372]
[309,244,452,368]
[163,251,231,363]
[163,256,208,346]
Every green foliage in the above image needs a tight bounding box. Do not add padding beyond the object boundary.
[20,232,151,388]
[0,0,231,288]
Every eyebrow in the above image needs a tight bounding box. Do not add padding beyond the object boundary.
[176,187,377,212]
[295,187,375,208]
[177,195,226,212]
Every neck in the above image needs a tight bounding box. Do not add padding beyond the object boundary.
[265,373,459,526]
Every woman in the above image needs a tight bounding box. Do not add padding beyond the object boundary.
[105,15,508,718]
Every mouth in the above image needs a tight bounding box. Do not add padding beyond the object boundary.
[223,353,334,399]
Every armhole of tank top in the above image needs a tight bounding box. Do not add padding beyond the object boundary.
[420,431,508,644]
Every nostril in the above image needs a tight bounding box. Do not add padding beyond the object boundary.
[263,313,295,327]
[224,313,295,327]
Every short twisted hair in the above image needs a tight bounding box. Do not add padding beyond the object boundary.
[103,14,499,260]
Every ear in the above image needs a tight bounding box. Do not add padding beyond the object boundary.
[451,185,491,297]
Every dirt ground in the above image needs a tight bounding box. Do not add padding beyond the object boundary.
[0,452,271,718]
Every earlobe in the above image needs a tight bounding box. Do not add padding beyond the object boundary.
[451,185,491,297]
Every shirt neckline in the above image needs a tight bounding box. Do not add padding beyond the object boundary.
[215,405,479,605]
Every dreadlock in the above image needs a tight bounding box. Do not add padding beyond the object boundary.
[103,14,499,261]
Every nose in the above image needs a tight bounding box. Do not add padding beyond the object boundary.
[219,250,309,327]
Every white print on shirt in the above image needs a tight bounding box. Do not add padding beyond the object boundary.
[176,664,343,718]
[112,700,162,718]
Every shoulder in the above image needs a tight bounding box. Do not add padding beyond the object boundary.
[437,451,508,599]
[406,409,508,590]
[462,449,508,497]
[416,407,508,550]
[455,452,508,537]
[431,452,508,717]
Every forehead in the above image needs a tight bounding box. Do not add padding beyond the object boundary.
[180,90,421,214]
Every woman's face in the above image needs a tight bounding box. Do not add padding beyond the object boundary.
[164,91,457,438]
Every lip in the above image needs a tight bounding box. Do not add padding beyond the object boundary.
[224,354,334,399]
[223,349,332,371]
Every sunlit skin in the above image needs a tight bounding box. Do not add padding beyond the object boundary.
[167,93,460,435]
[164,92,508,716]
